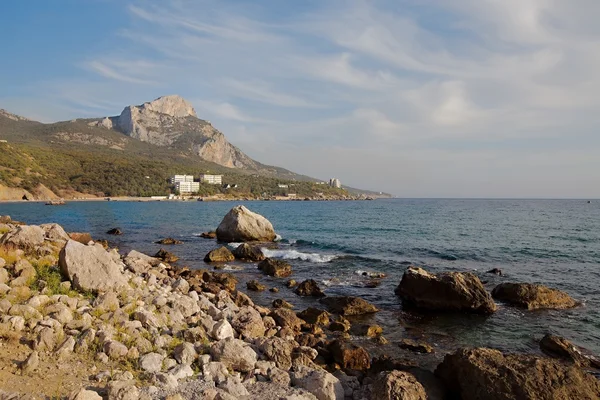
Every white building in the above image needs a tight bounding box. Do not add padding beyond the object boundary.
[329,178,342,188]
[278,184,289,188]
[175,181,200,194]
[170,175,194,185]
[199,174,223,185]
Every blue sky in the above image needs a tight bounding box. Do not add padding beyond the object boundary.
[1,0,599,197]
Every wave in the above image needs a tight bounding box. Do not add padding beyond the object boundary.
[261,248,337,263]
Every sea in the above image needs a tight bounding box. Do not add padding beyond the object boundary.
[2,198,599,363]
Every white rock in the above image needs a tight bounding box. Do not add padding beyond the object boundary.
[69,388,103,400]
[139,352,164,373]
[173,342,197,365]
[216,205,276,242]
[291,366,344,400]
[210,337,257,373]
[169,364,194,380]
[211,319,234,340]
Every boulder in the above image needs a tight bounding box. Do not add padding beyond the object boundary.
[0,225,45,249]
[329,340,371,371]
[70,388,103,400]
[204,247,235,263]
[435,347,600,400]
[319,296,379,316]
[231,306,266,338]
[106,227,122,235]
[154,248,179,263]
[233,243,265,261]
[69,233,93,245]
[491,282,578,310]
[155,237,183,245]
[351,324,383,338]
[59,240,128,292]
[216,205,276,242]
[40,223,71,243]
[295,279,325,297]
[298,308,330,326]
[210,337,258,373]
[271,308,305,331]
[540,334,600,368]
[372,370,427,400]
[291,365,345,400]
[255,337,294,370]
[395,267,496,314]
[273,299,294,309]
[247,280,266,291]
[258,258,292,277]
[139,352,164,373]
[124,250,160,274]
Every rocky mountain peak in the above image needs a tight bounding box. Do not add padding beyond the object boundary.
[139,95,197,118]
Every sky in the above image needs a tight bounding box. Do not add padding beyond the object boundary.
[1,0,599,198]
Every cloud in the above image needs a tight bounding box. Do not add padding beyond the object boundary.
[4,0,600,196]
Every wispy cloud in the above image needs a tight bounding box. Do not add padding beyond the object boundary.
[4,0,600,196]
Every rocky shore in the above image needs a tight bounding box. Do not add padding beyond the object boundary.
[0,208,598,399]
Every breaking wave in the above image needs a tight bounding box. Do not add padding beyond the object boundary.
[261,248,337,263]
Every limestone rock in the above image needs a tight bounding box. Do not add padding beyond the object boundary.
[139,352,164,373]
[319,296,379,316]
[154,248,179,263]
[20,351,39,374]
[124,250,160,273]
[435,347,600,400]
[69,388,103,400]
[271,308,305,331]
[399,339,434,354]
[204,247,235,263]
[173,342,197,365]
[0,225,45,249]
[231,306,266,338]
[106,227,123,235]
[103,340,128,359]
[329,340,371,371]
[295,279,325,297]
[297,308,330,326]
[40,223,71,243]
[59,240,128,292]
[211,319,235,341]
[491,282,578,310]
[395,267,496,314]
[540,334,600,368]
[255,337,294,371]
[291,365,344,400]
[247,280,266,291]
[233,243,265,261]
[210,337,258,373]
[372,370,427,400]
[68,232,93,245]
[156,237,183,245]
[258,258,292,277]
[216,205,276,242]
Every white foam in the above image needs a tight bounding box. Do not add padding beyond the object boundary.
[261,248,337,263]
[227,242,243,249]
[274,234,282,242]
[222,264,244,271]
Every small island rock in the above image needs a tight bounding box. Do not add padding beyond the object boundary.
[491,282,578,310]
[216,205,276,242]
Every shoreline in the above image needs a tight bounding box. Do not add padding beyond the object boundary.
[0,212,598,399]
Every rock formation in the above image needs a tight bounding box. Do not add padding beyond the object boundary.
[395,267,497,314]
[491,282,578,310]
[216,205,276,242]
[435,347,600,400]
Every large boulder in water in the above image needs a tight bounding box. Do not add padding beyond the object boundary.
[258,258,292,277]
[233,243,265,261]
[319,296,379,316]
[216,205,276,242]
[491,282,578,310]
[435,347,600,400]
[204,246,235,263]
[395,267,496,314]
[59,240,128,292]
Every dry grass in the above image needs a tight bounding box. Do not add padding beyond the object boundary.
[0,245,19,266]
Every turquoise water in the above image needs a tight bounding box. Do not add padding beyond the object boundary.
[2,199,599,356]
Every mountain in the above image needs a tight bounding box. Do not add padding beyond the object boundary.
[0,96,390,200]
[90,95,266,171]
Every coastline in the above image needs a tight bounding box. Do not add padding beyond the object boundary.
[0,209,598,399]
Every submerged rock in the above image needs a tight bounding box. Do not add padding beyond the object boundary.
[395,267,496,314]
[247,280,266,292]
[233,243,265,261]
[319,296,379,316]
[204,246,235,263]
[491,282,578,310]
[155,237,183,245]
[216,205,276,242]
[258,258,292,277]
[399,339,434,354]
[106,227,122,235]
[435,347,600,400]
[295,279,325,297]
